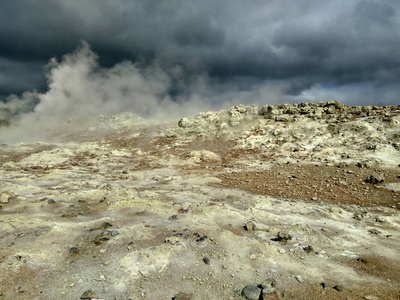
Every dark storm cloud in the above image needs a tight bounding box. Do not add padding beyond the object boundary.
[0,0,399,112]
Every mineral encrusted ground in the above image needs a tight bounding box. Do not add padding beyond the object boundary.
[0,101,399,299]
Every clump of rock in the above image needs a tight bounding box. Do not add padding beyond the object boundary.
[276,231,292,242]
[175,101,400,167]
[367,172,385,184]
[242,278,281,299]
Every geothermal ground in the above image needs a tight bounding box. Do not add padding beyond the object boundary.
[1,101,400,300]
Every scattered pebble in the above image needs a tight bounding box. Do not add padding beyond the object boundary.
[320,282,329,289]
[241,285,261,300]
[296,275,304,283]
[47,198,56,204]
[261,278,281,299]
[244,220,257,231]
[80,289,99,299]
[277,231,292,242]
[333,285,344,292]
[110,230,119,237]
[69,247,79,255]
[0,193,11,204]
[173,292,192,300]
[203,257,211,264]
[303,245,314,253]
[367,173,385,184]
[169,214,178,220]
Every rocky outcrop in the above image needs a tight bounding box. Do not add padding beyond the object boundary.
[175,101,400,167]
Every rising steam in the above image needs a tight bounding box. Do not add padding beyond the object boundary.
[0,41,289,143]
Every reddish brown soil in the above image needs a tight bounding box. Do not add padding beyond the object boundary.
[218,164,400,209]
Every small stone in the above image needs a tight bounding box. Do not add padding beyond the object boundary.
[333,285,344,292]
[101,222,113,229]
[320,282,329,289]
[303,245,314,253]
[173,292,192,300]
[368,229,381,235]
[0,192,11,204]
[367,173,385,184]
[357,257,368,264]
[110,230,119,237]
[80,289,98,299]
[169,214,178,220]
[203,257,211,264]
[165,236,180,245]
[278,249,286,254]
[261,278,275,289]
[277,231,292,242]
[47,198,56,204]
[241,285,262,300]
[296,275,304,283]
[261,278,281,299]
[69,247,79,255]
[244,220,257,231]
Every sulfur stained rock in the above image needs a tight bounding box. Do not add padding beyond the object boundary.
[0,192,11,204]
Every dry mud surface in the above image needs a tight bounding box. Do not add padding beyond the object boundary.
[1,102,400,299]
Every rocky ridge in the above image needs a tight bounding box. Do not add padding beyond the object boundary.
[174,101,400,167]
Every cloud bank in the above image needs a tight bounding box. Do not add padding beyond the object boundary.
[0,0,399,124]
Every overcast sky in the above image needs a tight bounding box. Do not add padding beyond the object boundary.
[1,0,399,120]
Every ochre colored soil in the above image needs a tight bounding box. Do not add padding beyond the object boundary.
[218,164,400,209]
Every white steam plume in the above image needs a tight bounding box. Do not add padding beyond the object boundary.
[0,41,289,142]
